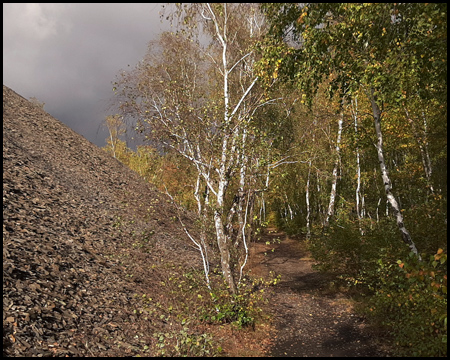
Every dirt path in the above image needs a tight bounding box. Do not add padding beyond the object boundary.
[248,229,391,357]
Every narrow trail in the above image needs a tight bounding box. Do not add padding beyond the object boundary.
[248,229,391,357]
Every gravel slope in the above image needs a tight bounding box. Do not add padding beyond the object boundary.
[3,85,201,356]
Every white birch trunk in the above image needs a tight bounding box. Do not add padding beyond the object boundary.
[165,187,212,290]
[361,190,366,218]
[324,113,343,227]
[376,197,381,223]
[305,159,312,239]
[108,131,117,159]
[193,174,210,276]
[214,170,237,294]
[370,89,421,259]
[238,191,250,285]
[420,111,433,192]
[207,3,237,293]
[351,97,364,235]
[316,170,323,221]
[236,127,248,246]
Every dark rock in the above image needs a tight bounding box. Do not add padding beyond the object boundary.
[3,85,201,356]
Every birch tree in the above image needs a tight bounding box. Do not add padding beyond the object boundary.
[259,3,446,257]
[112,3,277,294]
[350,97,365,235]
[104,115,126,159]
[324,112,343,228]
[369,88,420,258]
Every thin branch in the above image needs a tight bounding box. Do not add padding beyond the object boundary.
[229,77,259,121]
[238,190,250,284]
[164,185,212,290]
[228,52,253,74]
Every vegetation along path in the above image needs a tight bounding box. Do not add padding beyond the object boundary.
[249,229,391,357]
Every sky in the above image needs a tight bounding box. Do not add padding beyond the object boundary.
[3,3,171,148]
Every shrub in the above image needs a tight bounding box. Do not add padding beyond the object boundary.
[403,195,447,254]
[307,217,447,356]
[363,249,447,357]
[153,327,217,357]
[201,271,281,329]
[307,218,407,278]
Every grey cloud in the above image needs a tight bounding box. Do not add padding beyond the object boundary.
[3,3,170,147]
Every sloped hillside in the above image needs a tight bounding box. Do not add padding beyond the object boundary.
[3,85,202,356]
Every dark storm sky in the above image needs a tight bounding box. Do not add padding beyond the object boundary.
[3,3,172,147]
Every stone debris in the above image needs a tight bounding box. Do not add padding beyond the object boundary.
[3,85,200,356]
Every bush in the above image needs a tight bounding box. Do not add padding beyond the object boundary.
[403,195,447,254]
[201,271,281,329]
[307,218,447,356]
[141,264,279,356]
[307,218,407,278]
[153,327,217,357]
[363,249,447,357]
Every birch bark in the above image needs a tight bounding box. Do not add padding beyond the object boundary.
[370,89,421,259]
[305,159,312,239]
[351,97,364,235]
[324,113,343,227]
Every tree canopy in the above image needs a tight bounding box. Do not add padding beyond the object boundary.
[106,4,447,356]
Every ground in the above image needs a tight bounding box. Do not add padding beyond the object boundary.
[248,228,393,357]
[3,84,393,357]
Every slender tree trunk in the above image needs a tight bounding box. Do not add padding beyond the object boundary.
[361,187,366,218]
[287,203,294,220]
[316,170,323,223]
[351,97,364,235]
[207,3,237,294]
[214,128,237,293]
[238,191,250,284]
[305,159,312,239]
[404,106,434,195]
[214,178,237,294]
[165,184,212,290]
[370,89,421,259]
[193,173,210,276]
[109,132,117,159]
[420,111,434,193]
[246,190,256,242]
[324,113,343,227]
[376,197,381,223]
[235,127,248,246]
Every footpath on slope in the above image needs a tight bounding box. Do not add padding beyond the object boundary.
[248,229,392,357]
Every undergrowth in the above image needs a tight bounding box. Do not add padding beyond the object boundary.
[362,250,447,357]
[307,218,447,357]
[132,263,279,356]
[200,271,281,329]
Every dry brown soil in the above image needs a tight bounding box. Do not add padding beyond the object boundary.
[248,229,392,357]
